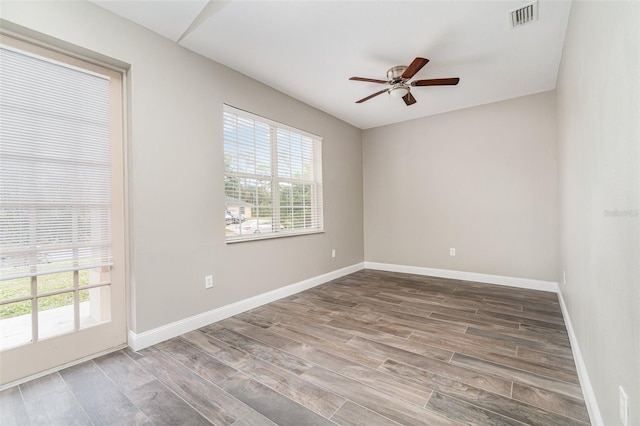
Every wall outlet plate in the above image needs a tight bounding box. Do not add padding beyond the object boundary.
[450,248,456,256]
[205,275,214,289]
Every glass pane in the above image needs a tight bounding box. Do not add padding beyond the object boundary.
[37,271,73,294]
[0,300,32,349]
[38,292,74,339]
[301,137,314,180]
[0,277,31,302]
[239,218,276,235]
[294,208,305,229]
[280,182,314,231]
[79,286,111,329]
[223,112,239,173]
[226,178,273,237]
[277,130,314,180]
[255,122,271,175]
[227,116,271,176]
[241,178,272,217]
[280,207,291,230]
[79,269,89,286]
[277,129,292,179]
[79,267,110,286]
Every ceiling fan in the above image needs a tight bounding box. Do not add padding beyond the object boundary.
[349,57,459,106]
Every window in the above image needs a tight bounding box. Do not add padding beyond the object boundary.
[224,105,323,242]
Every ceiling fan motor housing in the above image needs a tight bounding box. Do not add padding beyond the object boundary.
[387,66,411,97]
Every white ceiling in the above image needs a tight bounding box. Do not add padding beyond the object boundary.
[92,0,571,129]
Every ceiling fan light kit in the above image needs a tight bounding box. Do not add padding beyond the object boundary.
[350,57,459,106]
[389,85,409,98]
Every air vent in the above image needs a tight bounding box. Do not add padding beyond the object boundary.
[510,1,538,28]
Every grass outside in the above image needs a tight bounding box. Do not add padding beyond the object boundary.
[0,270,90,319]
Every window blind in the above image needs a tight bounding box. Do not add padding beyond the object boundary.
[224,105,323,242]
[0,45,113,280]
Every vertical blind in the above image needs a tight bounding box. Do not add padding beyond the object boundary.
[224,105,323,241]
[0,45,113,280]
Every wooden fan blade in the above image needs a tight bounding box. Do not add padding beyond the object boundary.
[403,92,417,106]
[411,77,460,87]
[349,77,389,84]
[356,89,389,103]
[402,57,429,79]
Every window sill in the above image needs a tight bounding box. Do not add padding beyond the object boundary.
[225,229,324,244]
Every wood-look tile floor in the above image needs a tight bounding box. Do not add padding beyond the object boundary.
[1,270,590,425]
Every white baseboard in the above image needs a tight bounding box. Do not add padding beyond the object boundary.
[364,262,559,293]
[128,262,364,351]
[557,289,603,426]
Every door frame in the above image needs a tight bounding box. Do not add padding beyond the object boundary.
[0,32,130,388]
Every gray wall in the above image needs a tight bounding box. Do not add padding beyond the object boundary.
[363,91,558,282]
[556,1,640,424]
[1,1,364,334]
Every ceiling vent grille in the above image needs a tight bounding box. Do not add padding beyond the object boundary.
[510,1,538,28]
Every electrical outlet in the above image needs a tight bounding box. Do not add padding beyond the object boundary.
[450,248,456,256]
[205,275,214,289]
[331,249,336,258]
[619,386,628,426]
[563,270,566,285]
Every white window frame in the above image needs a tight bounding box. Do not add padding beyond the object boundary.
[223,105,323,243]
